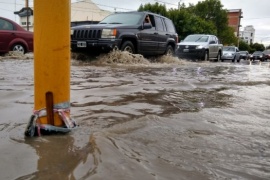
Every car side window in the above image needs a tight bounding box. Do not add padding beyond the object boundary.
[213,36,218,44]
[0,19,13,30]
[155,17,165,31]
[147,15,155,30]
[164,19,176,33]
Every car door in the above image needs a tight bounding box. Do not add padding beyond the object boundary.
[235,47,240,60]
[208,36,217,58]
[155,16,168,54]
[137,14,158,54]
[0,19,14,52]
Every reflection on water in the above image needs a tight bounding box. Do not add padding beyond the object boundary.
[0,52,270,179]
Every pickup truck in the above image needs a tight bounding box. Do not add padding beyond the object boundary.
[175,34,223,61]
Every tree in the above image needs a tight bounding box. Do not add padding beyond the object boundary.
[265,45,270,49]
[239,40,250,51]
[192,0,235,44]
[250,43,265,52]
[168,9,216,40]
[138,2,168,17]
[138,0,237,45]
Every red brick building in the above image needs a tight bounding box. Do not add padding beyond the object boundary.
[227,9,243,37]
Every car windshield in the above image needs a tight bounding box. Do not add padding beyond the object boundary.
[183,35,209,42]
[263,50,270,54]
[223,47,235,51]
[239,51,247,54]
[253,51,262,55]
[99,13,143,25]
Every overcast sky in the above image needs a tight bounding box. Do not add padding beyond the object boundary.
[0,0,269,45]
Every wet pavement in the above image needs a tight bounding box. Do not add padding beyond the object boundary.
[0,52,270,180]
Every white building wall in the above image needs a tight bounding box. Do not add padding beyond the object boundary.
[240,25,255,44]
[17,0,111,31]
[20,15,34,32]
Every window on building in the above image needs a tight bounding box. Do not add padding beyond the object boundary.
[251,33,253,37]
[21,22,31,26]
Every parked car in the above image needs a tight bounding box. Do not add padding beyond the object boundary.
[221,46,240,62]
[250,51,263,61]
[175,34,223,61]
[0,16,33,54]
[71,11,178,56]
[239,51,249,60]
[262,49,270,61]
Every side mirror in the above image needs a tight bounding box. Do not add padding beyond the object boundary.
[209,40,215,44]
[143,23,152,29]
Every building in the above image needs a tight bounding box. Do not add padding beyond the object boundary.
[71,0,111,26]
[239,25,255,44]
[14,0,112,31]
[14,7,34,31]
[227,9,243,37]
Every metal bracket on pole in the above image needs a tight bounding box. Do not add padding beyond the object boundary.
[46,91,54,126]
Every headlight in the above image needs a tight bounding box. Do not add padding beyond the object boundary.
[71,29,74,35]
[196,45,203,49]
[101,29,117,39]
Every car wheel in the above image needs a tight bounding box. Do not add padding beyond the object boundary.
[12,44,25,54]
[216,51,221,62]
[202,50,208,61]
[121,41,135,54]
[232,56,236,63]
[237,56,240,63]
[165,45,174,56]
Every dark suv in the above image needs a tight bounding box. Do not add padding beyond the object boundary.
[71,11,178,56]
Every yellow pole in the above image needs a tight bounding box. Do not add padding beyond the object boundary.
[34,0,70,126]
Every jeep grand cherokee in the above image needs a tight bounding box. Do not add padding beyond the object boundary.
[71,11,178,56]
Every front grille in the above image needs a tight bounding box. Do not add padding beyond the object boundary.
[179,45,197,50]
[73,29,101,40]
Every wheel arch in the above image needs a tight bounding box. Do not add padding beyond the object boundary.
[120,37,138,54]
[9,39,29,53]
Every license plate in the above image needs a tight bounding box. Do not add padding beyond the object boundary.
[183,49,189,52]
[77,41,86,47]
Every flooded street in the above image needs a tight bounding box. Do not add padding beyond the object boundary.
[0,52,270,180]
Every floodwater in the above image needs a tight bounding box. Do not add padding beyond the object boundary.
[0,51,270,180]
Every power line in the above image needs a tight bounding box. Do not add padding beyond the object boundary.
[153,0,178,6]
[243,17,270,20]
[75,0,135,11]
[0,7,15,12]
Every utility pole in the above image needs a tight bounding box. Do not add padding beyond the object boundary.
[26,0,29,31]
[15,0,16,22]
[178,0,182,10]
